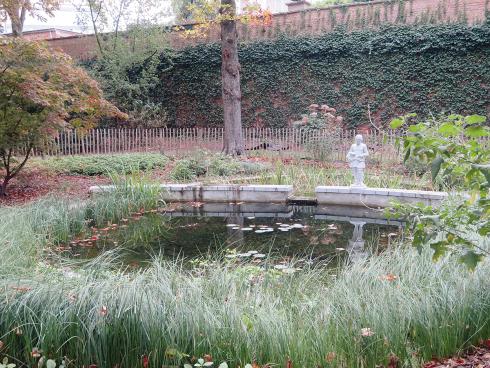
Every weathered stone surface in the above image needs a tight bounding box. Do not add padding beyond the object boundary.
[90,184,293,203]
[315,186,448,207]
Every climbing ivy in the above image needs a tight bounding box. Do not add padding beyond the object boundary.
[152,22,489,128]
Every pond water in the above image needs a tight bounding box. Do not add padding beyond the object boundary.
[68,203,403,268]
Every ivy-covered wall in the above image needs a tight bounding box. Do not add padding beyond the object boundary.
[156,22,490,128]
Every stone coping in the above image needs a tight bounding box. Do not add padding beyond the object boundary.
[90,184,293,203]
[315,186,448,200]
[90,184,293,192]
[162,184,293,192]
[200,185,292,192]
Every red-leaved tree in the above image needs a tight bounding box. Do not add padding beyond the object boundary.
[0,38,127,195]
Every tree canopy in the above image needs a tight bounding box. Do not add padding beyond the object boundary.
[0,38,126,194]
[0,0,60,36]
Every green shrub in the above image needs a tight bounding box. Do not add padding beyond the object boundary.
[208,154,242,176]
[305,138,336,161]
[170,153,269,181]
[170,158,207,181]
[238,161,270,175]
[37,153,168,176]
[403,157,429,176]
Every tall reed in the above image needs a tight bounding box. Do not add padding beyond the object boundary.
[1,248,489,368]
[0,174,161,278]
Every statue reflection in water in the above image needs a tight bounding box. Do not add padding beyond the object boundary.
[346,220,369,262]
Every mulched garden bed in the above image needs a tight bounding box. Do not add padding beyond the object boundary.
[423,340,490,368]
[0,168,110,205]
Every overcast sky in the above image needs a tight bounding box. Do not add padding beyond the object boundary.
[0,1,175,34]
[1,3,81,33]
[0,0,288,34]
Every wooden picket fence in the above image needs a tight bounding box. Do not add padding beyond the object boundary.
[31,127,402,163]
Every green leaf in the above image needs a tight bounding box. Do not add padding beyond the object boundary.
[459,251,484,271]
[390,118,403,129]
[437,122,460,136]
[431,156,444,182]
[448,114,462,121]
[465,115,486,125]
[164,347,189,360]
[403,147,411,163]
[408,123,423,133]
[241,313,253,331]
[465,126,489,138]
[430,240,448,261]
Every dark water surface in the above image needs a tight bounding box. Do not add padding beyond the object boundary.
[70,203,403,267]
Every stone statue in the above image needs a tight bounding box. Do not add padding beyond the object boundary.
[346,134,369,187]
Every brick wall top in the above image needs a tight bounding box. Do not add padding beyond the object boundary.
[47,0,489,60]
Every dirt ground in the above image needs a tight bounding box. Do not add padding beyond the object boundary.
[0,168,111,206]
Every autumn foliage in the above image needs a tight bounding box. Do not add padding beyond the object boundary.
[0,38,126,195]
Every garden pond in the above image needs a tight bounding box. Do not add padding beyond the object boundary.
[64,203,404,269]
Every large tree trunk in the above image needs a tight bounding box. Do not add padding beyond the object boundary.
[7,5,26,37]
[220,0,244,156]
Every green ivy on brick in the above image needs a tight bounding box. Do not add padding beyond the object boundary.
[153,22,489,128]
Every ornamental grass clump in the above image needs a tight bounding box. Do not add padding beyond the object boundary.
[0,245,489,367]
[0,175,161,278]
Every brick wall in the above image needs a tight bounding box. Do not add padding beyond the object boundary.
[47,34,99,60]
[47,0,489,60]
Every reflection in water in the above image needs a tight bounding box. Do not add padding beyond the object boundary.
[347,221,369,262]
[226,216,244,248]
[70,204,403,266]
